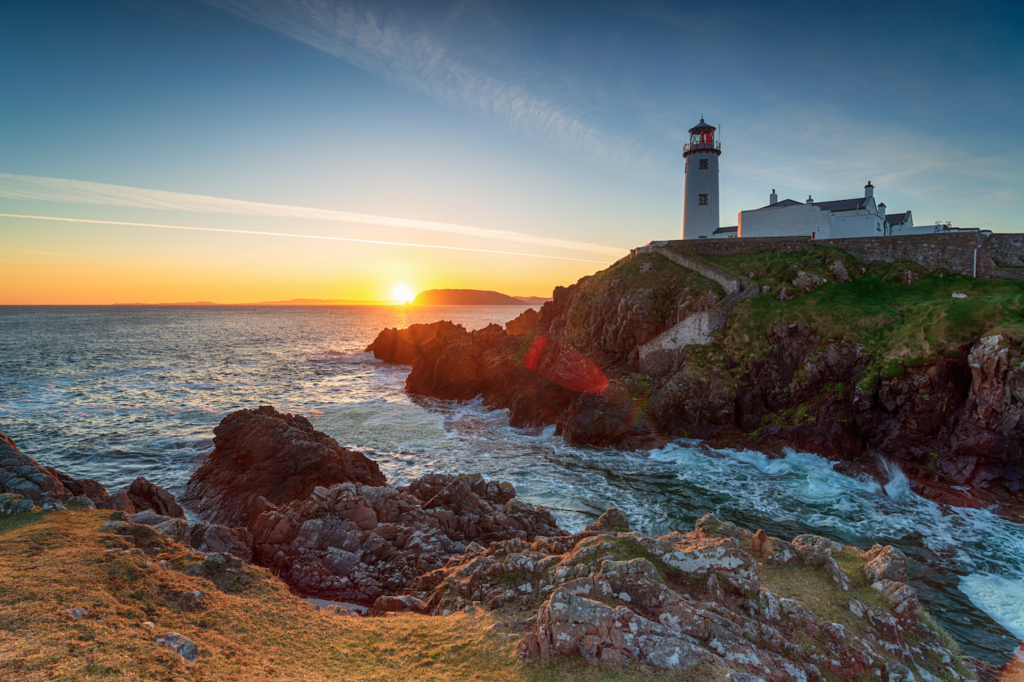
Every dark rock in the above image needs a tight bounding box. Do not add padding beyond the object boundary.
[365,321,464,364]
[127,477,184,519]
[0,433,108,504]
[66,495,96,510]
[101,490,136,514]
[182,405,386,528]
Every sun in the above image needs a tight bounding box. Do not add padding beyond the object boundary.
[391,283,414,305]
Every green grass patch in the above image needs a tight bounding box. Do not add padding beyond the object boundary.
[705,248,1024,381]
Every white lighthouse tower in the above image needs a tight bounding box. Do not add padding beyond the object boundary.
[682,117,721,239]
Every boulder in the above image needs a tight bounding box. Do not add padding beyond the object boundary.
[792,271,827,292]
[155,633,199,663]
[863,545,909,584]
[127,477,184,518]
[830,260,850,282]
[182,405,386,528]
[102,490,136,514]
[585,507,630,532]
[0,433,108,504]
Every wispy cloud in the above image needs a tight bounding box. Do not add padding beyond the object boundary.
[205,0,662,178]
[0,213,614,264]
[0,173,624,257]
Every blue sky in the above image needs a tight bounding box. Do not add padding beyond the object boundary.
[1,0,1022,303]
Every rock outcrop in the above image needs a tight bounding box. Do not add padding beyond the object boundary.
[248,473,563,603]
[365,321,463,364]
[181,406,385,528]
[183,409,563,602]
[0,433,109,505]
[384,511,968,681]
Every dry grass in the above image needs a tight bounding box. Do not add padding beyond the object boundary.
[0,510,726,682]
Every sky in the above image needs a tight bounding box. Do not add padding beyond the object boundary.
[1,0,1022,304]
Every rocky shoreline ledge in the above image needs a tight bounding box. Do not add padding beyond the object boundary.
[366,245,1024,521]
[3,408,1019,679]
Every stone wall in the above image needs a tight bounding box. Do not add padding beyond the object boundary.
[645,233,1024,281]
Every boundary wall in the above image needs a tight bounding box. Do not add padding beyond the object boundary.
[633,232,1024,281]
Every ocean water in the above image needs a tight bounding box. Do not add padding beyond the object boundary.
[1,304,1022,666]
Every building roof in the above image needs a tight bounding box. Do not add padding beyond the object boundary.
[885,212,909,225]
[812,197,868,212]
[756,199,803,209]
[688,117,716,133]
[713,226,738,234]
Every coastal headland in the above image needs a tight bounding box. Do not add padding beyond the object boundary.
[368,236,1024,520]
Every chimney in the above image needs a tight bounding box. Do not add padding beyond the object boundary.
[864,181,874,199]
[878,202,886,218]
[770,189,778,205]
[806,195,814,204]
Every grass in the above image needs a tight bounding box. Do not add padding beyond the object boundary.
[0,509,727,682]
[682,245,1024,381]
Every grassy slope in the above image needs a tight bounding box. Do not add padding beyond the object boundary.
[0,510,724,682]
[682,245,1024,376]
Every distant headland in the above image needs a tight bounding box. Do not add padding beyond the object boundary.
[411,289,547,306]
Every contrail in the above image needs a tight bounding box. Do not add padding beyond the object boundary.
[0,173,625,257]
[0,214,616,264]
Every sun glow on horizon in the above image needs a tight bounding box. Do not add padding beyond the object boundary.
[391,283,414,305]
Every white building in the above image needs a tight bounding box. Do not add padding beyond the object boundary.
[681,118,721,240]
[737,182,910,240]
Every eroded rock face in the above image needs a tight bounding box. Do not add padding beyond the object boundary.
[248,473,563,603]
[390,513,961,681]
[0,433,109,504]
[181,405,386,528]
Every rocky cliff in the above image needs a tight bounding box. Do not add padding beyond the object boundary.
[368,246,1024,519]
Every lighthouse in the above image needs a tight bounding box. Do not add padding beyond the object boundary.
[682,117,721,239]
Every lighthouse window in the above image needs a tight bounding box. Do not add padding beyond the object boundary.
[699,194,708,205]
[699,159,708,169]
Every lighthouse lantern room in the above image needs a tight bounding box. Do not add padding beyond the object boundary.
[682,117,721,240]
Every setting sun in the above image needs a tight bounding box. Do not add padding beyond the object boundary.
[391,283,414,304]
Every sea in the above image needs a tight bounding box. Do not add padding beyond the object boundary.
[1,304,1022,666]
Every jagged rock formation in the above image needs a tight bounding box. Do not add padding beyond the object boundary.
[248,473,563,602]
[183,407,563,602]
[382,511,980,681]
[182,405,386,528]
